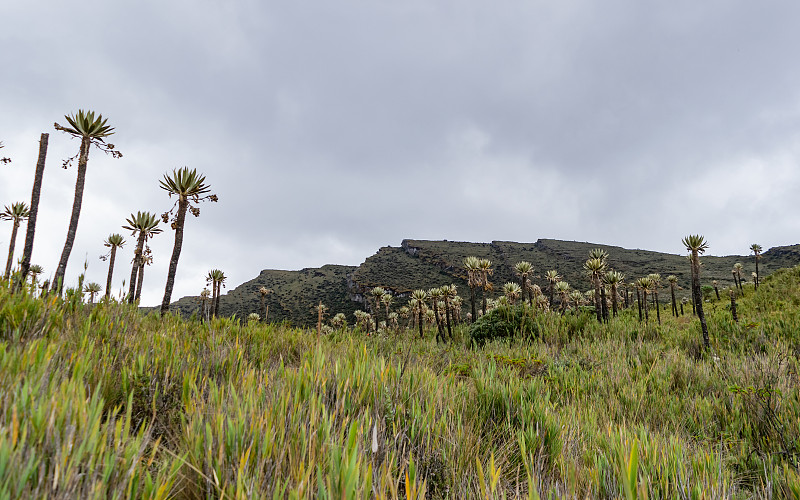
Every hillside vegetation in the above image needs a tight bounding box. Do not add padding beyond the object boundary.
[167,238,800,327]
[2,264,800,498]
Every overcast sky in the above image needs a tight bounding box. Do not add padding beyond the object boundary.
[2,1,800,306]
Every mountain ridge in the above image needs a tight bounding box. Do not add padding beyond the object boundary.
[164,238,800,326]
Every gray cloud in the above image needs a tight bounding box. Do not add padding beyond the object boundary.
[3,1,800,306]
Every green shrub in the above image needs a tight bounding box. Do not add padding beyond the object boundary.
[469,305,540,346]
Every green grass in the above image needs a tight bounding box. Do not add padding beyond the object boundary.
[2,268,800,498]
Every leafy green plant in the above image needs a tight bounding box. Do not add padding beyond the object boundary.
[470,305,540,346]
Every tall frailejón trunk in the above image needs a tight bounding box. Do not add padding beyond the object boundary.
[642,289,649,323]
[755,259,760,290]
[670,284,678,317]
[214,282,221,318]
[593,276,602,323]
[4,221,20,280]
[444,301,452,342]
[17,133,48,289]
[373,299,380,332]
[160,198,188,315]
[610,284,618,317]
[522,277,533,307]
[418,307,424,339]
[135,264,145,302]
[519,275,529,306]
[128,234,146,303]
[469,285,477,322]
[600,286,609,323]
[432,301,444,341]
[636,288,642,322]
[53,136,91,294]
[691,252,710,349]
[209,283,217,318]
[105,245,117,299]
[654,290,661,325]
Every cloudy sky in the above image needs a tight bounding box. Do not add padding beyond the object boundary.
[2,1,800,306]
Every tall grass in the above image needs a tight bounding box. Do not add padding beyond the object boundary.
[1,268,800,498]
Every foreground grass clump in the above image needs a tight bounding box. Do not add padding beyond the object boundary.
[2,269,800,498]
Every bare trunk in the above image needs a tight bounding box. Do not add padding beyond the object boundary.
[4,221,19,280]
[654,290,661,325]
[373,299,380,332]
[522,277,533,307]
[128,233,146,303]
[600,286,609,323]
[432,300,444,341]
[160,198,188,315]
[636,288,642,322]
[755,259,760,290]
[642,289,649,324]
[210,283,217,318]
[469,285,477,322]
[54,136,91,294]
[214,282,221,318]
[444,300,452,342]
[105,246,117,299]
[670,284,678,317]
[691,252,710,349]
[135,263,145,302]
[593,276,602,323]
[520,275,531,306]
[730,290,738,322]
[17,133,48,288]
[610,284,618,317]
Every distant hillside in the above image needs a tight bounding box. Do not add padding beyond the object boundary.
[165,239,800,326]
[168,264,358,326]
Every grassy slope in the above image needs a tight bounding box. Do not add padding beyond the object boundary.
[3,266,800,498]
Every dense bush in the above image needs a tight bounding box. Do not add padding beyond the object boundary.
[469,305,540,346]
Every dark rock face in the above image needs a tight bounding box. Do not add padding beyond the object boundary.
[166,239,800,326]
